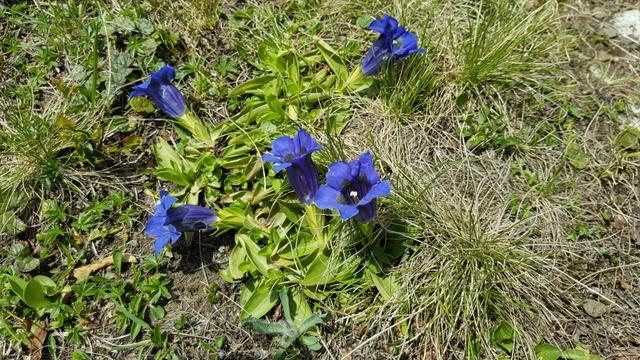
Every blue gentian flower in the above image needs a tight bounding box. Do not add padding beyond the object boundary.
[130,65,186,118]
[361,14,425,75]
[314,152,390,223]
[145,190,217,254]
[262,128,322,205]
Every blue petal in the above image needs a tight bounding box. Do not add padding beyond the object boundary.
[167,224,181,243]
[287,156,320,204]
[393,25,406,39]
[358,180,391,206]
[392,31,423,58]
[361,37,389,76]
[293,128,322,155]
[338,205,359,220]
[153,233,172,255]
[262,153,283,164]
[152,224,182,255]
[357,151,381,185]
[274,162,292,173]
[325,161,353,190]
[154,191,178,215]
[314,186,359,220]
[151,65,176,83]
[271,135,295,158]
[369,14,398,36]
[145,215,167,237]
[314,185,345,209]
[129,79,151,99]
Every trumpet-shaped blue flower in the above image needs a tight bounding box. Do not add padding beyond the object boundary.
[145,190,217,254]
[130,65,186,118]
[314,151,390,223]
[361,14,425,76]
[262,128,322,204]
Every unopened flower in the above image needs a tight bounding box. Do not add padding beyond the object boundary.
[314,151,390,222]
[130,65,186,118]
[262,129,322,204]
[145,190,217,254]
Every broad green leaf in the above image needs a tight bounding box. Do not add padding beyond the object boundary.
[564,138,589,170]
[356,15,375,29]
[535,344,562,360]
[561,346,600,360]
[229,75,276,97]
[219,244,247,282]
[240,281,278,320]
[243,317,293,336]
[237,234,275,277]
[0,211,27,235]
[290,289,313,327]
[316,39,348,87]
[7,276,27,298]
[0,189,25,210]
[129,96,155,113]
[301,253,332,286]
[153,168,192,187]
[614,125,640,150]
[492,322,515,352]
[32,275,57,296]
[301,335,322,351]
[23,278,50,308]
[368,270,400,302]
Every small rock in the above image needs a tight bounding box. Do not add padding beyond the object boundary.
[611,10,640,41]
[620,279,631,290]
[583,299,609,317]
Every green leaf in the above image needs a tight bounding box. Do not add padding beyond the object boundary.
[243,317,293,336]
[219,244,247,281]
[16,257,40,272]
[0,189,26,210]
[301,253,332,286]
[117,306,151,330]
[614,125,640,150]
[456,92,470,108]
[113,250,123,276]
[356,15,375,29]
[368,270,400,302]
[240,281,279,320]
[301,335,322,351]
[535,344,562,360]
[316,39,348,87]
[565,138,589,170]
[23,277,50,309]
[153,138,195,185]
[228,75,276,97]
[7,276,27,298]
[137,18,155,35]
[32,275,57,296]
[236,234,276,278]
[561,346,600,360]
[290,289,313,327]
[492,322,515,352]
[129,97,155,113]
[0,211,27,235]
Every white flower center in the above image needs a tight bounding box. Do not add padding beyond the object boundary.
[350,190,358,198]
